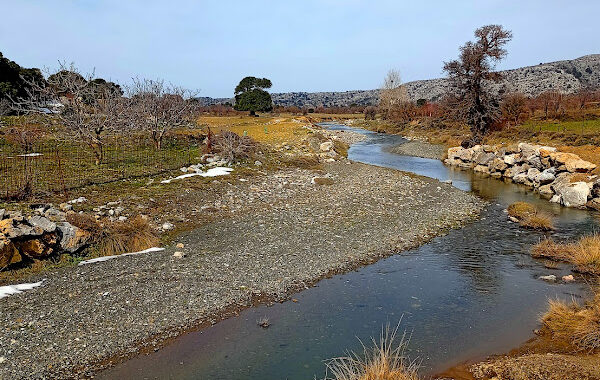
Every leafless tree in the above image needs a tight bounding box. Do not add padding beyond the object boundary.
[378,69,409,120]
[443,25,513,145]
[501,93,528,126]
[10,63,126,164]
[127,78,197,150]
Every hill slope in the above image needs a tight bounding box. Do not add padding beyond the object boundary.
[198,55,600,107]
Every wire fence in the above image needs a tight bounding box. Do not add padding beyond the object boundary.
[0,136,200,200]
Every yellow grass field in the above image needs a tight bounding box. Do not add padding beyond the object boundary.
[197,115,312,146]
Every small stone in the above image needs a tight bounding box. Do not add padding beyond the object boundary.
[562,274,575,283]
[173,251,186,258]
[254,160,263,166]
[162,222,175,231]
[176,243,185,249]
[539,275,557,282]
[312,177,334,185]
[319,141,334,152]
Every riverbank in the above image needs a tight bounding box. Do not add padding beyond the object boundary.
[0,156,483,379]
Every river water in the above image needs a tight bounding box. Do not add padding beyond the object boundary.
[101,124,595,379]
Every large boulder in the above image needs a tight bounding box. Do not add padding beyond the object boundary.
[28,216,57,233]
[556,182,591,208]
[489,158,508,172]
[473,152,496,166]
[513,173,532,186]
[56,222,92,253]
[538,184,554,198]
[548,152,596,173]
[0,235,21,268]
[503,154,522,166]
[448,147,473,162]
[504,164,529,178]
[15,238,53,259]
[527,168,541,182]
[0,218,43,239]
[518,143,541,158]
[536,168,556,185]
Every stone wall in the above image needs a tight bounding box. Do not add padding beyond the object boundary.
[444,143,600,209]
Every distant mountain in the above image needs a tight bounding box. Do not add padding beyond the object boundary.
[197,54,600,107]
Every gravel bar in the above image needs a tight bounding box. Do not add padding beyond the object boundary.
[388,140,446,160]
[0,161,483,379]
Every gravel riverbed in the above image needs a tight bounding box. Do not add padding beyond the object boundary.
[0,160,483,379]
[388,140,446,160]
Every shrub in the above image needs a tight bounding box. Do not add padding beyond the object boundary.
[213,130,256,163]
[323,323,419,380]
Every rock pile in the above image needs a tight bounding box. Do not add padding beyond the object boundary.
[445,142,599,209]
[0,206,92,269]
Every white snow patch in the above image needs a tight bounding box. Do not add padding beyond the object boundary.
[78,247,165,266]
[17,153,43,157]
[161,167,233,184]
[0,281,44,299]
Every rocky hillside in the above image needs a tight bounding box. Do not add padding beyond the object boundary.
[198,54,600,107]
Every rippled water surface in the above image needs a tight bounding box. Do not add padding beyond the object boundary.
[101,124,596,380]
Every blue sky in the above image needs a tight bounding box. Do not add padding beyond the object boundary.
[1,1,598,97]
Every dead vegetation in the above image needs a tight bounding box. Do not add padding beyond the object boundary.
[323,323,420,380]
[212,130,257,163]
[532,234,600,275]
[507,202,554,230]
[541,290,600,352]
[67,213,158,258]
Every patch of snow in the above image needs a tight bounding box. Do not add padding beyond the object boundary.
[0,281,44,299]
[16,153,43,157]
[78,247,165,266]
[161,167,233,184]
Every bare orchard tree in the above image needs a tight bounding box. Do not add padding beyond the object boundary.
[443,25,512,145]
[378,69,409,120]
[11,63,126,164]
[127,78,197,150]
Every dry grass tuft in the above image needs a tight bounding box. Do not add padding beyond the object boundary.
[323,323,420,380]
[541,291,600,352]
[531,239,573,261]
[507,202,537,219]
[96,216,159,257]
[532,234,600,275]
[507,202,554,230]
[571,235,600,275]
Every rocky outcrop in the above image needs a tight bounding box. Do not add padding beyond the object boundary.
[0,208,92,269]
[444,142,598,209]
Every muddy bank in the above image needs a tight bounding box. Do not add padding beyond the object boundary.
[0,160,482,379]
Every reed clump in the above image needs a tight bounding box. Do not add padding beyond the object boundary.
[323,323,420,380]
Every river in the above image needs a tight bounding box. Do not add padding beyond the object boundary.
[100,124,594,379]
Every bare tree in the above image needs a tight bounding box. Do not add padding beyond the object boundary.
[127,78,196,149]
[443,25,513,145]
[10,63,126,164]
[501,93,528,126]
[378,69,408,120]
